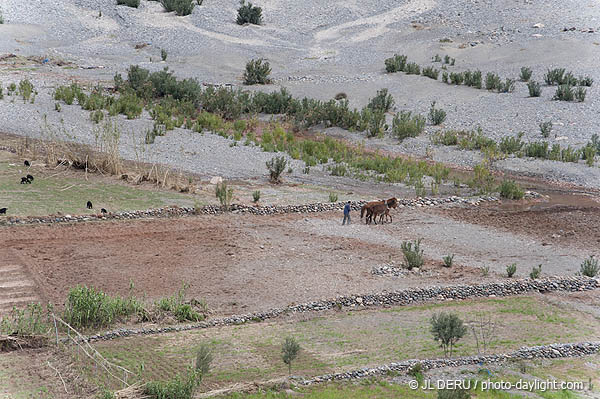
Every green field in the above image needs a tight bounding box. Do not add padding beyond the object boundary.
[0,154,197,216]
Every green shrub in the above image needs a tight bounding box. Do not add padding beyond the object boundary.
[422,66,439,80]
[195,344,213,375]
[520,67,532,82]
[91,110,104,124]
[282,337,301,375]
[539,121,552,138]
[401,239,424,270]
[159,0,195,16]
[266,156,288,183]
[578,76,593,87]
[116,0,140,7]
[18,79,34,101]
[329,164,347,176]
[0,303,51,337]
[529,264,542,279]
[498,78,515,93]
[469,161,495,194]
[384,54,407,73]
[506,263,517,278]
[499,132,524,154]
[392,111,425,141]
[364,110,386,138]
[367,88,394,112]
[432,130,458,146]
[544,68,565,85]
[485,73,501,90]
[63,285,143,329]
[215,181,234,210]
[580,256,599,277]
[442,254,454,268]
[574,87,586,102]
[0,11,3,24]
[328,192,338,202]
[430,312,467,357]
[527,81,542,97]
[499,180,524,200]
[583,145,595,167]
[438,388,471,399]
[334,92,347,101]
[243,58,271,85]
[252,190,261,203]
[405,62,421,75]
[553,85,574,101]
[464,70,482,88]
[524,141,549,158]
[237,0,262,25]
[442,71,449,83]
[428,101,446,125]
[449,72,464,85]
[161,49,168,61]
[145,368,202,399]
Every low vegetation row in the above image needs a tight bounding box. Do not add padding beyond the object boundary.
[385,54,592,102]
[431,128,599,167]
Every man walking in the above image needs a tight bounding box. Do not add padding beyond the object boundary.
[342,201,351,225]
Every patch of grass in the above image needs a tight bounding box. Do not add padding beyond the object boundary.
[553,85,574,101]
[498,180,524,200]
[422,66,440,80]
[328,192,338,202]
[520,67,532,82]
[527,81,542,97]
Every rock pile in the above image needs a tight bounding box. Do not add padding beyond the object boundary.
[0,195,501,226]
[295,342,600,385]
[81,276,597,343]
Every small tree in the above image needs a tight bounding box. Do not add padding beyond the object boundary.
[243,59,271,85]
[430,312,467,357]
[469,312,497,354]
[266,156,287,183]
[580,256,599,277]
[282,337,300,375]
[215,181,234,210]
[195,343,213,375]
[401,239,424,270]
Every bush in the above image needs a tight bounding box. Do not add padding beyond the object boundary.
[391,111,425,141]
[422,66,439,80]
[405,62,421,75]
[520,67,532,82]
[449,72,464,85]
[282,337,301,375]
[328,192,338,202]
[575,87,586,102]
[498,78,515,93]
[506,263,517,278]
[161,49,168,61]
[438,388,471,399]
[334,92,347,100]
[215,181,234,210]
[469,161,495,194]
[117,0,140,7]
[145,368,202,399]
[499,180,524,200]
[63,285,143,329]
[428,101,446,125]
[252,190,261,203]
[367,88,394,113]
[237,0,262,25]
[580,256,599,277]
[243,58,271,85]
[430,312,467,357]
[529,264,542,279]
[544,68,565,85]
[432,130,458,146]
[539,121,552,138]
[442,71,449,83]
[18,79,34,101]
[553,85,574,101]
[384,54,407,73]
[195,344,213,375]
[159,0,195,16]
[524,141,549,158]
[443,254,454,268]
[578,76,593,87]
[266,156,287,183]
[527,81,542,97]
[499,132,524,154]
[401,239,424,270]
[485,73,501,91]
[583,145,595,167]
[464,70,482,88]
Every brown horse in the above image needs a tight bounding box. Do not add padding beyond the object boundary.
[370,203,392,224]
[362,198,398,224]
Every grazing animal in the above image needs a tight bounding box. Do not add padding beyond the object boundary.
[87,201,93,209]
[20,177,30,184]
[24,160,30,167]
[26,174,34,182]
[0,208,6,215]
[100,208,107,214]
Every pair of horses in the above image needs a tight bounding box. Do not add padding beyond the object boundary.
[360,198,398,225]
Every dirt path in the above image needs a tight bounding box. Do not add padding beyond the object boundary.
[0,248,40,314]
